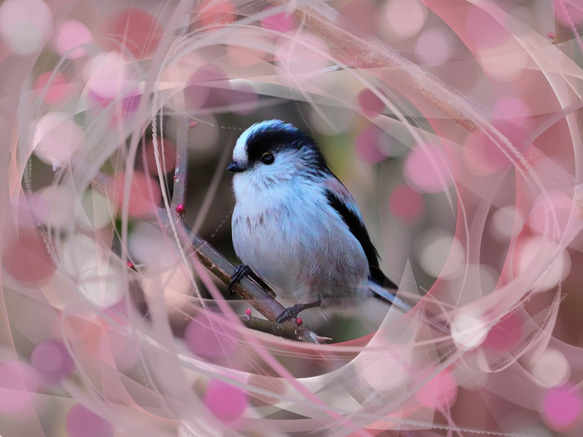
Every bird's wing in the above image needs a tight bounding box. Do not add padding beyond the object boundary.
[323,177,398,289]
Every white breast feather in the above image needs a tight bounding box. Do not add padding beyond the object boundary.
[232,168,369,308]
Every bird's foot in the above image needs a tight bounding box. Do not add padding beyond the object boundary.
[229,265,252,294]
[276,300,321,323]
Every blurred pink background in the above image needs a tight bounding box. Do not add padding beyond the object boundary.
[1,0,582,435]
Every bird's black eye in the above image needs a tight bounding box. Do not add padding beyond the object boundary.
[260,152,275,165]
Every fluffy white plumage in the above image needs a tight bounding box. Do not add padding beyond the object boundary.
[229,120,408,321]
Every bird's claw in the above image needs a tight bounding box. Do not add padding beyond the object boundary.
[229,265,252,294]
[276,304,304,323]
[276,300,321,323]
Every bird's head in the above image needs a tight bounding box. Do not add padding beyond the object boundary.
[227,120,330,187]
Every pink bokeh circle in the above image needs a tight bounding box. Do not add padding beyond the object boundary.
[404,143,453,193]
[196,0,236,28]
[463,120,530,175]
[355,125,391,164]
[261,7,295,32]
[415,28,452,66]
[185,65,231,110]
[185,314,238,364]
[541,383,583,431]
[464,7,508,50]
[0,361,40,414]
[0,0,53,55]
[383,0,427,39]
[32,112,84,168]
[108,171,161,217]
[415,369,458,410]
[275,33,329,78]
[84,51,134,102]
[528,190,574,239]
[53,20,92,59]
[492,96,531,126]
[31,339,75,383]
[357,88,385,118]
[66,404,115,437]
[483,312,523,351]
[34,72,71,104]
[109,8,162,58]
[204,379,248,424]
[389,184,425,222]
[2,229,56,285]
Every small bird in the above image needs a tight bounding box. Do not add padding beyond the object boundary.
[227,120,410,323]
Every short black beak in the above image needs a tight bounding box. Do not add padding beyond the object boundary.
[227,161,245,173]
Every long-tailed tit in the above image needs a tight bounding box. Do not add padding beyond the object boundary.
[227,120,411,322]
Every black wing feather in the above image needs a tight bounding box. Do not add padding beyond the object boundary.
[325,188,398,290]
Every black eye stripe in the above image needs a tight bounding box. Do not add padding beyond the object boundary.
[246,126,308,161]
[243,121,330,173]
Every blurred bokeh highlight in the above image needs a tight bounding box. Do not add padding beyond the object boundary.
[1,0,583,435]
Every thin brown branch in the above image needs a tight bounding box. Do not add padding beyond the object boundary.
[267,0,478,132]
[552,0,580,45]
[171,115,189,210]
[183,220,322,343]
[239,315,331,343]
[553,20,573,44]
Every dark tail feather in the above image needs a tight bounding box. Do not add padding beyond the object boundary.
[369,281,413,313]
[369,281,449,334]
[369,266,398,290]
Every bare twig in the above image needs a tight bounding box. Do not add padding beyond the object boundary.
[551,1,580,45]
[553,20,573,44]
[240,315,331,343]
[181,220,322,343]
[266,0,478,131]
[171,115,189,210]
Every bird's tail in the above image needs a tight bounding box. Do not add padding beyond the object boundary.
[369,281,414,313]
[369,281,449,334]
